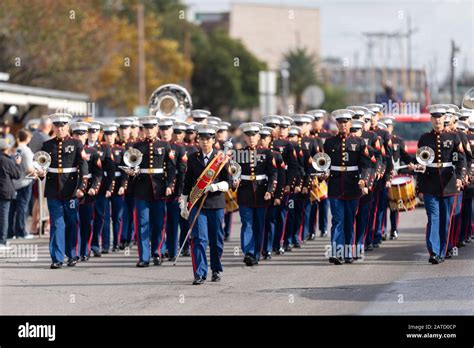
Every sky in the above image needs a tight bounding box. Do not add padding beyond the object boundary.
[183,0,474,86]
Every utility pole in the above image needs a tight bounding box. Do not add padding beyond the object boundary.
[138,2,146,106]
[450,39,460,104]
[280,61,290,114]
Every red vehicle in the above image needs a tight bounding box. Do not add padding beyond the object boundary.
[393,113,432,155]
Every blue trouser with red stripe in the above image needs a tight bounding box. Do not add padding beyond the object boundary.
[92,196,108,252]
[121,194,135,245]
[273,195,289,250]
[224,212,233,238]
[373,184,388,244]
[284,194,304,246]
[109,195,124,248]
[189,207,224,278]
[165,199,180,259]
[240,205,267,260]
[390,209,399,233]
[355,198,371,249]
[460,196,472,243]
[135,199,166,263]
[448,193,463,249]
[47,198,79,263]
[302,196,312,241]
[79,203,95,257]
[329,198,358,259]
[263,205,276,255]
[424,194,455,258]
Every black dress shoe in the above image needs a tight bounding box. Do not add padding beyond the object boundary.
[293,243,301,248]
[457,241,466,248]
[164,251,169,259]
[365,243,374,251]
[211,271,221,282]
[152,256,162,266]
[192,276,205,285]
[251,258,259,266]
[50,262,63,269]
[92,250,101,257]
[373,243,380,248]
[243,255,253,266]
[466,237,472,243]
[168,256,176,262]
[101,249,109,254]
[262,252,272,260]
[112,246,119,252]
[445,250,453,259]
[224,236,229,242]
[429,255,439,264]
[284,245,292,252]
[344,258,354,264]
[181,249,190,257]
[136,261,149,267]
[67,258,77,267]
[309,233,316,240]
[80,256,89,262]
[320,231,328,237]
[118,243,125,250]
[275,248,285,255]
[329,257,343,265]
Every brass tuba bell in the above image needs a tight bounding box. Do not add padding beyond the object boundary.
[416,146,435,166]
[148,84,193,121]
[312,153,331,173]
[120,148,143,172]
[462,87,474,110]
[32,151,51,171]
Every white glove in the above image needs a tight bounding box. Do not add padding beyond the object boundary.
[205,181,229,193]
[180,195,189,219]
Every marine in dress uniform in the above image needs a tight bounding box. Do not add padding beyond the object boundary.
[324,109,372,264]
[262,116,298,254]
[38,113,88,269]
[292,113,322,242]
[235,122,278,265]
[71,122,104,262]
[413,104,466,264]
[307,109,332,238]
[159,117,187,261]
[365,103,394,249]
[129,116,176,267]
[115,117,137,250]
[180,124,231,284]
[191,109,210,124]
[380,116,414,240]
[260,126,285,259]
[460,109,474,244]
[98,123,128,253]
[86,121,115,256]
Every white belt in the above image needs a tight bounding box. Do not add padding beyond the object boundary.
[331,165,358,172]
[48,167,77,173]
[426,162,453,168]
[84,174,92,179]
[139,168,164,174]
[104,171,122,177]
[241,174,267,181]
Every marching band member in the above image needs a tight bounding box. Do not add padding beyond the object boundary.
[346,107,379,254]
[307,109,331,238]
[129,116,176,267]
[180,124,231,284]
[115,117,136,250]
[159,117,187,262]
[380,115,414,240]
[235,122,277,266]
[191,109,210,124]
[262,116,298,255]
[365,103,394,249]
[71,122,103,263]
[460,110,474,245]
[324,109,372,264]
[99,123,128,253]
[410,104,466,264]
[292,114,322,242]
[284,125,306,249]
[260,126,285,259]
[38,113,88,269]
[130,117,140,142]
[87,121,115,256]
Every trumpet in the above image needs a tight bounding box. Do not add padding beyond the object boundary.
[119,148,143,175]
[415,146,435,173]
[312,153,331,173]
[26,151,52,179]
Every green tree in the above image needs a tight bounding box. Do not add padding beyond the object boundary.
[283,47,318,112]
[320,85,349,111]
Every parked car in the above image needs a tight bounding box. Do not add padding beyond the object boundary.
[393,113,432,155]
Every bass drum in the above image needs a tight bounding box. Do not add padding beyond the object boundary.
[388,175,417,212]
[225,188,239,213]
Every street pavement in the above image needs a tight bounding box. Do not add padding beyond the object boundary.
[1,207,473,315]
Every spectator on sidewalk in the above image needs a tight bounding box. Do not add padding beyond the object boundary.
[8,129,35,239]
[0,138,22,250]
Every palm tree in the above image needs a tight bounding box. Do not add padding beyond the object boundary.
[282,47,318,112]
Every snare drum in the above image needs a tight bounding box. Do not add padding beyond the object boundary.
[388,175,417,212]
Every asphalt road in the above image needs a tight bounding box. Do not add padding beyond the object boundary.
[1,207,473,315]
